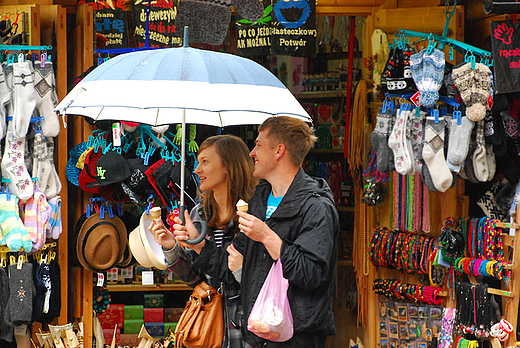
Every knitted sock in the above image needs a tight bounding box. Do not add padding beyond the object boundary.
[447,116,475,165]
[233,0,263,22]
[31,132,48,191]
[370,108,393,172]
[416,135,437,192]
[46,196,62,240]
[473,122,489,182]
[44,138,61,199]
[4,263,34,326]
[0,195,32,252]
[466,63,492,122]
[388,108,412,175]
[175,0,232,45]
[23,190,50,252]
[31,262,46,323]
[24,135,32,175]
[452,63,473,108]
[422,117,453,192]
[40,259,60,323]
[486,144,496,181]
[0,65,11,141]
[1,132,33,200]
[11,61,36,138]
[409,110,425,173]
[33,61,60,137]
[0,267,13,342]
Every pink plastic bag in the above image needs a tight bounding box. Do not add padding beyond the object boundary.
[247,260,294,342]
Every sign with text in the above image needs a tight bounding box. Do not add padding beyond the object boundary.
[80,0,129,49]
[236,0,316,57]
[133,0,181,48]
[490,20,520,94]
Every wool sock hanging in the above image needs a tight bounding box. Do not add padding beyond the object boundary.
[31,261,46,323]
[0,65,11,141]
[11,61,36,138]
[1,132,33,201]
[416,133,438,192]
[44,138,61,199]
[46,196,62,240]
[175,0,232,45]
[473,122,489,182]
[466,63,492,122]
[409,109,425,173]
[370,108,394,172]
[23,189,50,252]
[447,116,475,166]
[0,266,13,342]
[0,195,32,252]
[40,258,60,323]
[418,48,445,108]
[33,61,60,137]
[422,116,453,192]
[388,108,413,175]
[4,263,34,326]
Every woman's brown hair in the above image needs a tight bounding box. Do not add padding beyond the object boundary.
[197,135,257,228]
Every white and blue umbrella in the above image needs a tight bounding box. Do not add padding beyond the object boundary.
[55,29,311,244]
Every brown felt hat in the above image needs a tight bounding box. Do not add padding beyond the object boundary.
[76,213,128,272]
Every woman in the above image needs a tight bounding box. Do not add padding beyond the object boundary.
[149,134,257,348]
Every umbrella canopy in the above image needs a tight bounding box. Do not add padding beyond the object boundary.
[55,46,311,126]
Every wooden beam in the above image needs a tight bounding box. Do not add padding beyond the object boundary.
[317,6,377,16]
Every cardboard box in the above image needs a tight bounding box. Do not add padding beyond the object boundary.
[97,304,124,330]
[124,305,144,320]
[144,308,164,323]
[144,322,165,337]
[144,294,164,308]
[123,319,144,334]
[164,308,184,323]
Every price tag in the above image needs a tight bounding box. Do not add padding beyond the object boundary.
[142,271,154,285]
[112,122,121,147]
[97,273,105,287]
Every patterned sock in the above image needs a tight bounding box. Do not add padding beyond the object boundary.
[422,117,453,192]
[11,61,36,138]
[416,137,437,192]
[452,63,473,104]
[1,132,33,200]
[31,262,46,323]
[447,116,475,165]
[473,122,489,182]
[418,48,445,108]
[22,189,50,252]
[409,110,425,173]
[466,63,492,122]
[40,259,60,323]
[370,108,393,172]
[33,61,60,137]
[45,138,61,199]
[0,195,32,252]
[0,65,10,141]
[5,263,34,326]
[46,196,62,240]
[175,0,232,45]
[0,267,13,342]
[388,108,412,175]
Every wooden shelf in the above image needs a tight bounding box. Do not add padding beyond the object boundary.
[338,260,353,266]
[106,284,191,292]
[309,148,344,154]
[337,206,355,213]
[295,90,349,99]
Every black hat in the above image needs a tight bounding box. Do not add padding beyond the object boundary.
[124,157,153,195]
[86,151,131,188]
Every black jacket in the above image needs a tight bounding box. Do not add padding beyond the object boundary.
[194,168,339,346]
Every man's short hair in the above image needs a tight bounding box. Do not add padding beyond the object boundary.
[259,116,317,167]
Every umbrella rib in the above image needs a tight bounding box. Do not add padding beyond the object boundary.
[155,108,160,126]
[95,106,105,121]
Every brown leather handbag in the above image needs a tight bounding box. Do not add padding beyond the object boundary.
[174,281,224,348]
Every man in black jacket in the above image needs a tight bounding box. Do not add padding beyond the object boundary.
[231,116,340,347]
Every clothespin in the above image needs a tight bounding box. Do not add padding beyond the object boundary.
[107,203,114,219]
[97,56,103,66]
[415,106,421,118]
[432,109,440,124]
[382,100,388,114]
[17,255,24,269]
[117,203,124,216]
[86,203,92,218]
[18,53,24,67]
[40,52,47,68]
[426,34,436,54]
[449,46,454,61]
[100,205,105,220]
[146,199,153,215]
[453,110,462,125]
[6,187,11,201]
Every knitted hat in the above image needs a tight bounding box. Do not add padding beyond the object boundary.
[175,0,232,45]
[410,48,445,108]
[66,142,88,186]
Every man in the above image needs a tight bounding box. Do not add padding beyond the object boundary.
[189,116,339,347]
